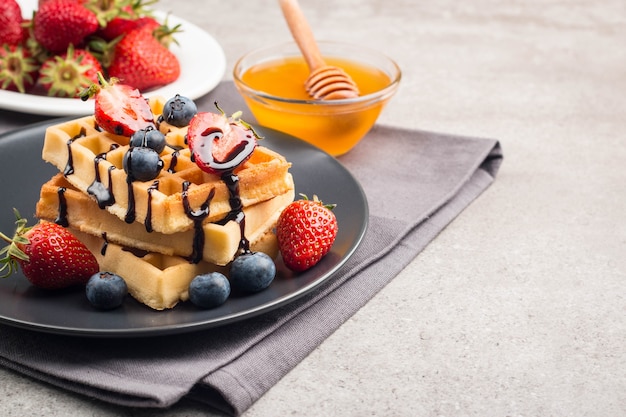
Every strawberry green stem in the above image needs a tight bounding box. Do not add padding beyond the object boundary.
[0,209,32,278]
[214,101,264,140]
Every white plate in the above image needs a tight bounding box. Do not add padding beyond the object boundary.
[1,1,226,116]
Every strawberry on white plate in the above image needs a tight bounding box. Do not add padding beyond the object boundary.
[0,1,225,116]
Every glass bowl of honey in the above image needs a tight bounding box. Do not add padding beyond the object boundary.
[233,41,401,156]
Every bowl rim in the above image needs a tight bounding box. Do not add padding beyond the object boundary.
[233,40,402,106]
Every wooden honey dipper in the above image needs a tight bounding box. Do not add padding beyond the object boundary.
[279,0,359,100]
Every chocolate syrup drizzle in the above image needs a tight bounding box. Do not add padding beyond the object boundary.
[101,232,108,256]
[63,127,86,176]
[87,153,116,209]
[217,172,250,254]
[124,177,137,224]
[168,150,180,173]
[59,121,255,265]
[55,187,69,227]
[182,181,215,264]
[145,181,159,233]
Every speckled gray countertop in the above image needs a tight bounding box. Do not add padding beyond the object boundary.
[0,0,624,416]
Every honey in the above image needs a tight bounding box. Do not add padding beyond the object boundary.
[238,56,393,156]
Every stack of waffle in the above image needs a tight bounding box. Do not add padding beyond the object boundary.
[35,99,295,310]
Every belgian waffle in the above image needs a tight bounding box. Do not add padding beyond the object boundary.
[36,98,295,310]
[70,228,278,310]
[41,115,294,234]
[37,173,294,266]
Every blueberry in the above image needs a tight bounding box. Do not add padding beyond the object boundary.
[229,252,276,293]
[129,126,166,153]
[123,146,163,182]
[86,272,128,310]
[162,94,198,127]
[188,272,231,309]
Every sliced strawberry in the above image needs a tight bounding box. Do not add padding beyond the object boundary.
[187,108,259,175]
[80,72,155,136]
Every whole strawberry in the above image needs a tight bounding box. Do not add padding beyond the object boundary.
[0,44,40,93]
[107,25,180,91]
[0,211,99,290]
[37,44,102,97]
[80,72,155,136]
[99,15,141,42]
[276,194,338,272]
[0,0,25,46]
[99,11,161,42]
[33,0,99,53]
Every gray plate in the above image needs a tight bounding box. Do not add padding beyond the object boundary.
[0,120,368,337]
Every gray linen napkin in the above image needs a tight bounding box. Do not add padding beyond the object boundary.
[0,82,502,416]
